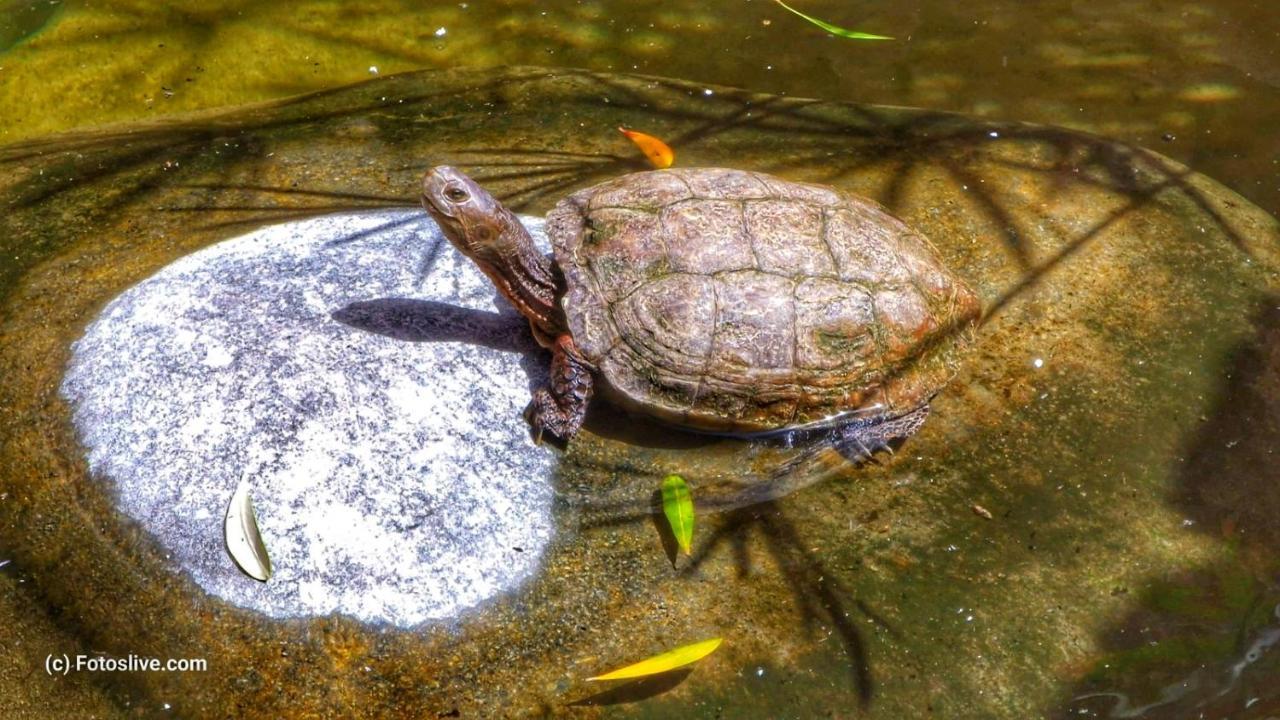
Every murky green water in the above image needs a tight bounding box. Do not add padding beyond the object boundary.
[1,3,1279,719]
[1,0,1276,220]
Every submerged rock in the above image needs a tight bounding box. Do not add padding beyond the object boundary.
[1,67,1278,717]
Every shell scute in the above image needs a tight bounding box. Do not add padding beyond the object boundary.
[688,374,757,428]
[753,174,845,207]
[824,205,914,286]
[708,271,795,372]
[612,274,715,373]
[745,199,837,277]
[581,207,668,301]
[601,349,701,420]
[660,200,756,275]
[681,168,773,200]
[872,286,940,362]
[793,278,878,374]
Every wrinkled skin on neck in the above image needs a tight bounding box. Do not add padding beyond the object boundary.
[421,166,563,344]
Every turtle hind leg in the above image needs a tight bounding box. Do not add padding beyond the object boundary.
[525,334,594,444]
[832,405,930,464]
[761,405,929,486]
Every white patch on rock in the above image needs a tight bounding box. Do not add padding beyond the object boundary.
[60,210,555,626]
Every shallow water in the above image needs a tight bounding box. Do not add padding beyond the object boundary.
[1,0,1276,220]
[1,4,1279,720]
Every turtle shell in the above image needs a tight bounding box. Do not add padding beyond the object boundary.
[544,167,980,434]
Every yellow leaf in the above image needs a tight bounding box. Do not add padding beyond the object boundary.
[586,637,723,681]
[618,127,675,169]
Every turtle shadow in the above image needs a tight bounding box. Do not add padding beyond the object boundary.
[330,298,548,396]
[331,297,534,352]
[583,405,719,451]
[330,297,718,451]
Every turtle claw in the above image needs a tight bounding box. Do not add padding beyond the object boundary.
[524,398,546,445]
[527,387,578,444]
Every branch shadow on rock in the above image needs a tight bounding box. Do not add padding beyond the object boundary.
[683,500,878,709]
[2,68,1255,349]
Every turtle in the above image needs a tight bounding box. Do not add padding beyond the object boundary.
[421,165,980,455]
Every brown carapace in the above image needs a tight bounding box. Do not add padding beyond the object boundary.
[422,166,980,453]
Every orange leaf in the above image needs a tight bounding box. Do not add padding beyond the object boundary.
[619,127,675,169]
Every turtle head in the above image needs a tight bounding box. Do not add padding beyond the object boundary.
[421,166,508,261]
[421,165,564,339]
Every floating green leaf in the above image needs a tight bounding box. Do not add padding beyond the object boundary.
[772,0,893,40]
[587,637,723,681]
[225,482,272,582]
[661,474,695,555]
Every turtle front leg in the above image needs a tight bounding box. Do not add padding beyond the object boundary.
[526,334,594,443]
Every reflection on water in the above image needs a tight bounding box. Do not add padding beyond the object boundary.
[1067,599,1280,718]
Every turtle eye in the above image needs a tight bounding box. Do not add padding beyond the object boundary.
[444,186,470,203]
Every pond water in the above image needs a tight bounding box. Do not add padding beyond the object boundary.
[0,2,1278,719]
[1,0,1276,220]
